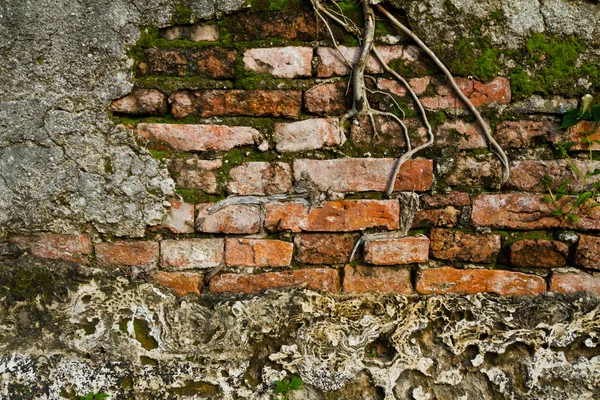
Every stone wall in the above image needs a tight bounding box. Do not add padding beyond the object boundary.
[1,0,600,399]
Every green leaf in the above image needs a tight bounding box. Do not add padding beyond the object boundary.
[566,214,580,223]
[568,161,582,176]
[95,394,110,400]
[541,175,553,185]
[575,191,593,206]
[275,380,288,394]
[593,104,600,122]
[542,195,554,203]
[561,109,581,128]
[289,376,304,391]
[552,209,564,216]
[580,94,595,116]
[80,394,93,400]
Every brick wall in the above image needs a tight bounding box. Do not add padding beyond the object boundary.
[10,5,600,298]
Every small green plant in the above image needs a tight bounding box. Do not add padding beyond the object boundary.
[274,376,303,400]
[561,94,600,128]
[80,392,109,400]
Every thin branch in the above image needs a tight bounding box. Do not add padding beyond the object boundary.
[375,4,510,184]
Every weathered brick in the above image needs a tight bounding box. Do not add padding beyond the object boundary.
[8,234,92,264]
[315,45,406,77]
[416,267,546,296]
[227,162,292,195]
[293,158,433,192]
[364,236,429,265]
[138,48,236,79]
[195,204,260,234]
[243,47,313,78]
[159,23,219,42]
[222,10,316,42]
[421,192,470,208]
[137,123,261,152]
[162,200,195,234]
[575,234,600,270]
[169,90,302,119]
[169,158,223,193]
[412,207,460,228]
[294,233,358,264]
[435,120,487,150]
[109,89,167,116]
[209,268,340,294]
[509,239,569,268]
[551,272,600,295]
[304,81,349,115]
[151,271,203,296]
[343,265,412,294]
[421,77,511,110]
[506,160,600,192]
[446,153,502,189]
[569,121,600,151]
[225,239,293,267]
[160,239,224,270]
[274,118,344,152]
[350,116,422,149]
[95,241,158,267]
[430,228,501,263]
[264,200,400,232]
[377,76,430,97]
[471,194,600,230]
[494,120,560,148]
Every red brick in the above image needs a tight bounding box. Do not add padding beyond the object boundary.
[364,236,429,265]
[304,81,349,116]
[421,192,470,208]
[243,47,313,78]
[435,120,487,150]
[95,241,158,267]
[162,200,194,234]
[377,76,430,97]
[412,207,460,228]
[169,90,302,119]
[421,77,511,110]
[159,23,219,42]
[430,229,501,263]
[227,162,292,195]
[569,121,600,151]
[222,10,316,42]
[551,272,600,295]
[350,116,422,149]
[343,265,412,294]
[169,158,222,194]
[506,160,600,192]
[315,45,406,77]
[509,239,569,268]
[209,268,340,294]
[494,120,560,148]
[109,89,167,116]
[160,239,224,270]
[446,153,502,189]
[471,194,600,230]
[225,239,293,267]
[264,200,400,232]
[275,118,344,152]
[137,123,260,152]
[292,158,433,193]
[8,234,92,264]
[294,233,358,264]
[138,47,236,79]
[575,235,600,270]
[151,271,203,296]
[196,204,260,234]
[416,267,546,296]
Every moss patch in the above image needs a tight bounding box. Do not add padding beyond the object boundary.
[133,318,159,351]
[450,37,500,82]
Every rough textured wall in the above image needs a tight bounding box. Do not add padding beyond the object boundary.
[1,0,600,399]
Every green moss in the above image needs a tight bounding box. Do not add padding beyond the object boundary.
[133,318,159,351]
[80,318,100,335]
[171,5,193,25]
[490,9,503,19]
[135,76,233,93]
[450,37,500,82]
[121,376,134,390]
[140,356,158,366]
[508,67,539,98]
[443,0,458,12]
[248,0,303,11]
[235,72,315,90]
[104,158,114,174]
[428,111,447,128]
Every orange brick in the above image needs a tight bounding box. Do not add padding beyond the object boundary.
[416,267,546,296]
[225,239,293,267]
[151,271,203,296]
[343,265,412,294]
[95,241,159,267]
[209,268,340,294]
[8,234,92,264]
[429,229,501,263]
[264,200,400,232]
[364,236,429,265]
[294,233,358,264]
[551,272,600,295]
